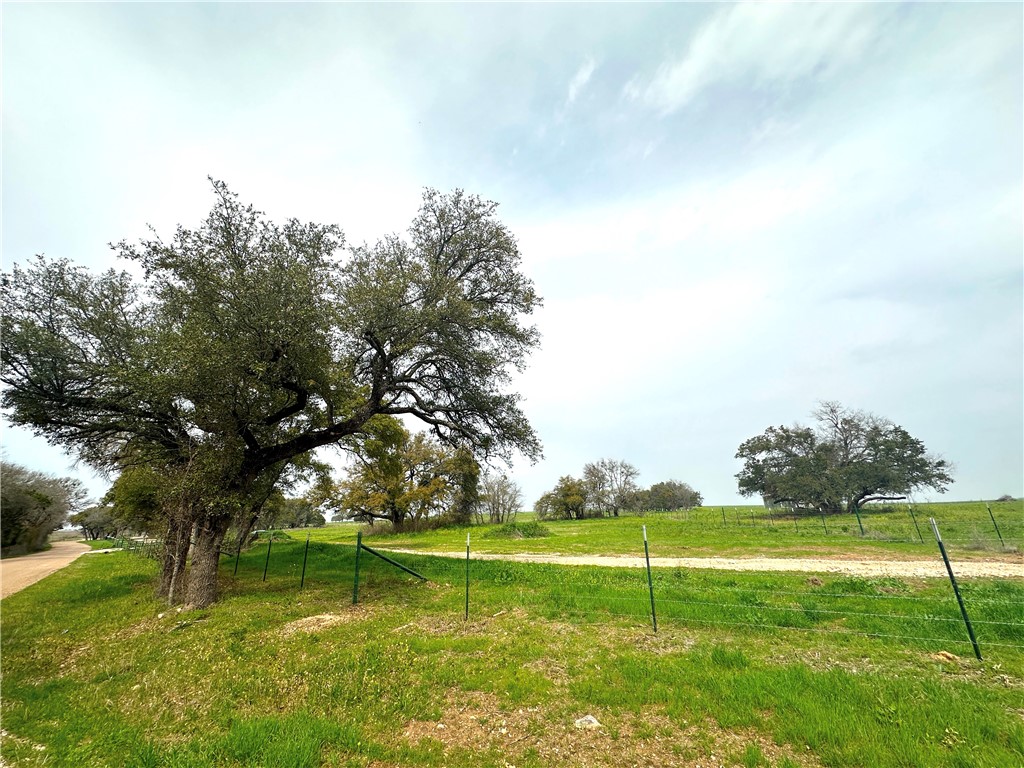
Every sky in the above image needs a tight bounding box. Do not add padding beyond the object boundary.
[2,3,1022,508]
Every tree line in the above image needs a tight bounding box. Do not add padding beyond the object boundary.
[1,461,85,555]
[535,459,702,520]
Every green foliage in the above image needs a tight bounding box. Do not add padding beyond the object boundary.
[535,476,588,520]
[447,446,481,526]
[104,466,166,535]
[68,505,116,540]
[645,480,703,512]
[736,401,953,513]
[332,417,478,529]
[2,181,541,605]
[0,461,86,554]
[483,521,551,539]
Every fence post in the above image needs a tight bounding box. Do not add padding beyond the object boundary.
[853,506,865,536]
[352,531,362,605]
[767,508,774,526]
[721,507,727,526]
[986,505,1005,549]
[643,525,657,633]
[300,533,311,590]
[464,532,471,621]
[262,534,273,582]
[750,509,755,527]
[929,518,982,661]
[820,513,828,535]
[909,506,924,543]
[233,536,242,576]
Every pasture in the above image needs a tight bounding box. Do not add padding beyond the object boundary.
[308,500,1024,560]
[2,502,1022,768]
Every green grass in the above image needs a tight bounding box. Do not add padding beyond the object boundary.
[2,536,1022,767]
[304,500,1024,561]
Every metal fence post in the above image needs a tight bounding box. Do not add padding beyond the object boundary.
[300,533,311,590]
[352,531,362,605]
[986,505,1005,549]
[643,525,657,633]
[909,506,924,543]
[820,513,828,535]
[465,532,471,621]
[929,518,982,661]
[853,506,865,536]
[262,534,273,582]
[721,507,727,526]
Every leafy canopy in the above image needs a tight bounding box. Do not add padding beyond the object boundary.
[735,402,953,513]
[2,181,541,488]
[2,180,541,606]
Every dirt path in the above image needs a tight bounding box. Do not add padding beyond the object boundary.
[0,541,91,599]
[382,549,1023,579]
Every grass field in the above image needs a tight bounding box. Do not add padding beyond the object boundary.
[2,520,1023,768]
[305,500,1024,562]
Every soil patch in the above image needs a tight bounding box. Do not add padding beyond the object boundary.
[403,690,819,767]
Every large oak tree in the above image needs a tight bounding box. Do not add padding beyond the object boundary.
[735,402,952,514]
[1,182,541,607]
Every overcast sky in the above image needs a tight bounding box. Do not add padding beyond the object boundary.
[3,3,1021,508]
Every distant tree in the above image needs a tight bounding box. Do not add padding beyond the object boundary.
[736,401,953,514]
[533,491,556,521]
[623,487,652,513]
[1,182,541,607]
[1,461,86,554]
[69,505,116,540]
[996,494,1016,503]
[448,447,482,526]
[479,473,523,524]
[583,459,640,517]
[647,480,703,511]
[534,476,588,520]
[281,498,326,528]
[332,417,475,529]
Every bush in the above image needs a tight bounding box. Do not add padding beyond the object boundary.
[483,521,551,539]
[249,530,293,543]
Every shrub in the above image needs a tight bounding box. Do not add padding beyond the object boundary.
[483,521,551,540]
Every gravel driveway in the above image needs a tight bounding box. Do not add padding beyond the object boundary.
[383,549,1023,579]
[0,541,91,599]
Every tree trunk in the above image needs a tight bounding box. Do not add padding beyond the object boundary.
[183,515,231,609]
[158,512,194,603]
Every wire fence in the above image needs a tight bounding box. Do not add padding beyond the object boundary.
[642,502,1022,551]
[111,519,1024,663]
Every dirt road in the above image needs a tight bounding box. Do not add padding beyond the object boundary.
[383,549,1023,579]
[0,541,91,599]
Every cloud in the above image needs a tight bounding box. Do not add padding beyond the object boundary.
[565,57,597,108]
[634,3,890,115]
